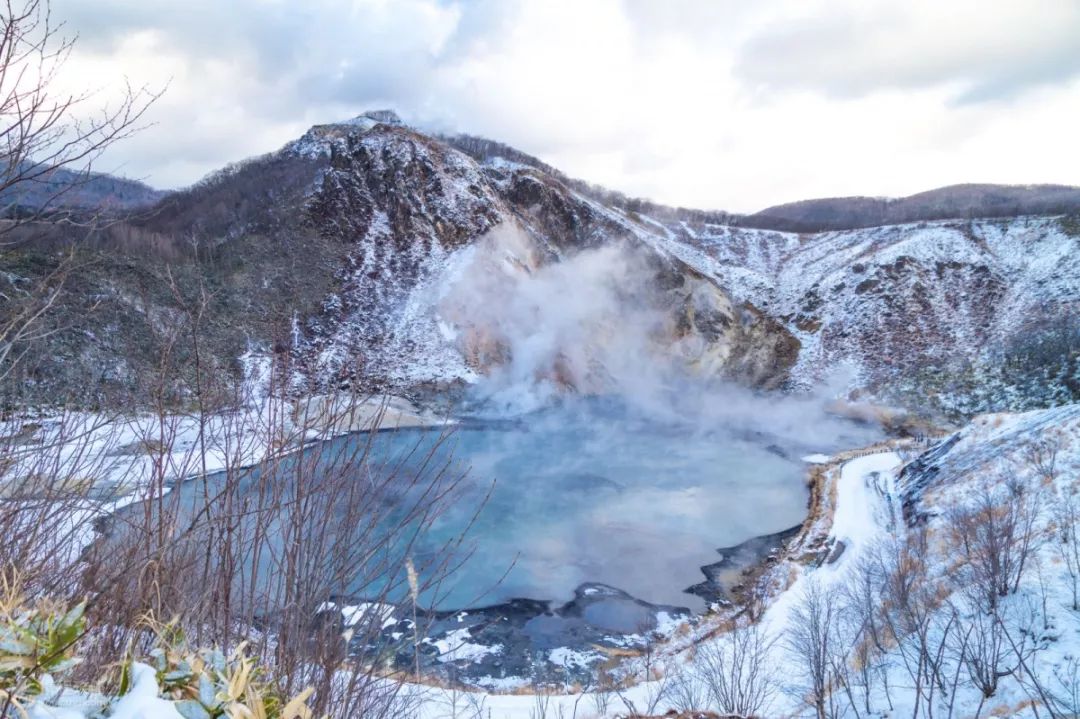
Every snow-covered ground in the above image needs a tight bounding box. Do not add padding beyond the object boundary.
[11,400,1080,718]
[0,391,448,564]
[403,402,1080,718]
[1,391,444,490]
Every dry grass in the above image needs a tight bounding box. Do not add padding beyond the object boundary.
[1,372,481,717]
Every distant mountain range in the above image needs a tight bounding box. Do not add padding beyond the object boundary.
[0,165,164,214]
[13,113,1076,233]
[744,184,1080,232]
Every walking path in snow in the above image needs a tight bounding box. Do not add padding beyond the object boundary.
[759,451,902,643]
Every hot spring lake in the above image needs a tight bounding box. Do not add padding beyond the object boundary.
[150,399,879,613]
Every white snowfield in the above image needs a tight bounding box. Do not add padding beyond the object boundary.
[0,392,446,498]
[0,392,449,565]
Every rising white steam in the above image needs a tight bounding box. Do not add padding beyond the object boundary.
[437,223,883,449]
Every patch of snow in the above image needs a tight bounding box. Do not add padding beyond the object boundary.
[427,628,503,664]
[108,662,184,719]
[548,647,603,671]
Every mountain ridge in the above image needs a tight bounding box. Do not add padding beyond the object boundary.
[745,182,1080,232]
[8,108,1078,233]
[1,112,1077,418]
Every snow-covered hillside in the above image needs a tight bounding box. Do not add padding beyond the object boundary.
[5,110,1074,415]
[630,215,1079,415]
[273,116,799,400]
[272,115,1080,415]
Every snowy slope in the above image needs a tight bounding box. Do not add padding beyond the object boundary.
[650,215,1080,413]
[277,116,1079,414]
[264,120,800,399]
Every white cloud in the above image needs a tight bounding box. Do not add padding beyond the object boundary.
[51,0,1080,211]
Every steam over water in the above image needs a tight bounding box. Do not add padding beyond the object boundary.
[385,396,880,610]
[380,397,865,610]
[147,393,878,613]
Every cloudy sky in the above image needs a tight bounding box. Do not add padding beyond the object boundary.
[54,0,1080,212]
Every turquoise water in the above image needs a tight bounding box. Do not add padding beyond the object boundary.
[408,408,806,610]
[156,398,874,611]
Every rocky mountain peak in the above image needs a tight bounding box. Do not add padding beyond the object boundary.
[348,109,405,126]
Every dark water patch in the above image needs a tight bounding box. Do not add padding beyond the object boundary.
[686,524,803,604]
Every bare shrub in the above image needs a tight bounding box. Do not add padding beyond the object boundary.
[615,628,676,717]
[1047,656,1080,718]
[785,576,846,719]
[75,380,478,717]
[953,600,1013,702]
[687,616,775,717]
[872,532,955,718]
[840,552,895,716]
[947,475,1045,612]
[1023,437,1060,485]
[1053,484,1080,611]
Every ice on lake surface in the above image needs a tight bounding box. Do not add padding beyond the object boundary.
[157,397,879,612]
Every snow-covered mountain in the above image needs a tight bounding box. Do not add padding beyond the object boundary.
[654,216,1080,416]
[272,113,1080,415]
[199,111,801,399]
[2,110,1077,417]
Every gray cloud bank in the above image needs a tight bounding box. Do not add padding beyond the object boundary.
[734,2,1080,103]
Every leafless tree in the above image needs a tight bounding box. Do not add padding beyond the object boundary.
[0,0,160,399]
[588,669,615,717]
[952,600,1014,707]
[947,475,1045,613]
[841,551,895,715]
[873,531,955,719]
[694,615,776,717]
[1,271,489,719]
[1046,656,1080,718]
[1052,484,1080,611]
[786,576,846,719]
[615,627,675,717]
[0,0,160,241]
[669,661,709,716]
